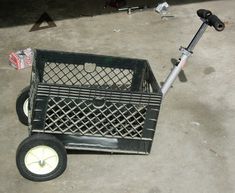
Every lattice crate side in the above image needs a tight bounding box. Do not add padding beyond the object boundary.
[42,61,135,90]
[43,96,148,139]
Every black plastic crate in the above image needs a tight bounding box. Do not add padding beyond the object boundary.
[29,49,162,154]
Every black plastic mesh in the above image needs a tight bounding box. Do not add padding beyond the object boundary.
[44,97,147,139]
[43,62,134,91]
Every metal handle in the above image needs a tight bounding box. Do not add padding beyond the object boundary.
[161,9,225,97]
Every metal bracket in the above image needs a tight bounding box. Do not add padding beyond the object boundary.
[179,47,193,57]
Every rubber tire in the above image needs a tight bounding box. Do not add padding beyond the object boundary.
[16,134,67,182]
[16,86,30,126]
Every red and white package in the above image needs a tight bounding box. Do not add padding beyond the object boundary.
[9,48,34,70]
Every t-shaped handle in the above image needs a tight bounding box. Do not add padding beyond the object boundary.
[197,9,225,31]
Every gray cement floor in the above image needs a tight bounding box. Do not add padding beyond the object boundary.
[0,0,234,193]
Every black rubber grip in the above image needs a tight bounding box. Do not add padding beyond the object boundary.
[207,15,225,31]
[197,9,212,19]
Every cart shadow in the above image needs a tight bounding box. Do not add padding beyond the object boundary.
[160,58,188,86]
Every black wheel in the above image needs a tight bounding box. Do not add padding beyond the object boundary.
[16,86,30,126]
[16,134,67,181]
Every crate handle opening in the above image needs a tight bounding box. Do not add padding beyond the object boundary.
[92,97,106,109]
[84,63,96,73]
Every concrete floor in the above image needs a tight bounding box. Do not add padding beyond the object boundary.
[0,0,234,192]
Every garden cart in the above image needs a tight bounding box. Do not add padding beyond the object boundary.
[15,9,225,181]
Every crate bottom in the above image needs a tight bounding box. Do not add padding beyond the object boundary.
[31,132,153,154]
[65,146,148,155]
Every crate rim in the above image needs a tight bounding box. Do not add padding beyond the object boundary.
[33,48,151,64]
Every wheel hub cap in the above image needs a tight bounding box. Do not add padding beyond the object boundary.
[24,145,59,175]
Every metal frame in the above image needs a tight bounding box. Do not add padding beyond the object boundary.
[161,22,208,96]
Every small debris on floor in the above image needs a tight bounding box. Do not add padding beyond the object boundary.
[190,121,200,126]
[209,148,218,156]
[155,1,174,20]
[118,6,143,15]
[9,48,33,70]
[113,29,121,32]
[155,2,169,14]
